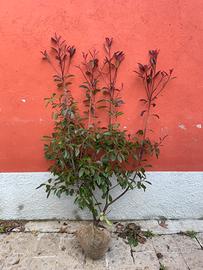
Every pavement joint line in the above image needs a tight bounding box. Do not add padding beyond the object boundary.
[11,231,203,234]
[174,236,193,270]
[32,255,56,259]
[195,236,203,250]
[150,235,163,268]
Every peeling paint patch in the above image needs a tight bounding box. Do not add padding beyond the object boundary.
[178,124,186,130]
[196,124,202,129]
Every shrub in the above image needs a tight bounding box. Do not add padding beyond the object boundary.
[38,34,174,225]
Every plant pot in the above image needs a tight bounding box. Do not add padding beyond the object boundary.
[77,223,111,260]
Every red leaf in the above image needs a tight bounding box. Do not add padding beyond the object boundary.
[51,37,57,43]
[153,114,159,119]
[140,110,146,116]
[139,99,147,103]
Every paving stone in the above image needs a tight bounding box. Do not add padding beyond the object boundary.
[5,254,21,266]
[2,265,28,270]
[29,256,57,270]
[59,234,84,256]
[24,220,203,234]
[7,254,83,270]
[55,255,84,270]
[108,266,139,270]
[25,220,89,234]
[25,221,63,233]
[173,234,200,253]
[133,239,155,253]
[3,266,28,270]
[106,236,159,270]
[158,252,189,270]
[152,235,179,253]
[129,251,160,270]
[0,253,5,269]
[197,232,203,240]
[1,221,203,269]
[106,237,133,266]
[0,234,7,241]
[2,233,37,255]
[181,250,203,270]
[0,234,13,254]
[35,233,61,256]
[57,234,85,268]
[84,256,107,270]
[196,233,203,248]
[2,253,31,270]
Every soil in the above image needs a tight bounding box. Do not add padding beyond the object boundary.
[0,220,26,233]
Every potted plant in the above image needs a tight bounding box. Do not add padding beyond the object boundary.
[38,34,174,259]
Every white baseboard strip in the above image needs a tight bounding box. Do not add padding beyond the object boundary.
[0,172,203,220]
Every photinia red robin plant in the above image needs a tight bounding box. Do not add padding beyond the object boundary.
[38,34,174,227]
[136,50,175,140]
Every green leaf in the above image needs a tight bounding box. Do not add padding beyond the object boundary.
[103,132,111,136]
[79,168,85,178]
[99,213,105,221]
[110,152,116,161]
[141,183,146,191]
[115,111,123,117]
[133,154,138,160]
[136,129,144,135]
[109,194,113,202]
[140,167,145,175]
[75,148,80,157]
[95,175,101,185]
[52,112,58,120]
[80,85,89,89]
[64,150,69,159]
[0,226,6,233]
[143,230,155,238]
[104,216,113,226]
[184,230,197,238]
[127,236,138,247]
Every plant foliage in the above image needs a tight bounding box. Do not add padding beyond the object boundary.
[38,34,174,225]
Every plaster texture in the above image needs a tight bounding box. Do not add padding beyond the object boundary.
[0,0,203,172]
[0,172,203,220]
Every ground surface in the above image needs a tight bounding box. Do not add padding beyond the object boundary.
[0,220,203,270]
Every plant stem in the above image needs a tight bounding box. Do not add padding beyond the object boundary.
[103,186,130,214]
[108,48,113,128]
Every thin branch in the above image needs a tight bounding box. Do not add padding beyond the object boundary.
[153,74,172,99]
[103,185,130,214]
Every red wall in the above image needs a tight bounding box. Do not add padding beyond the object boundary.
[0,0,203,172]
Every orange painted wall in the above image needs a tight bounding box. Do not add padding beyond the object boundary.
[0,0,203,172]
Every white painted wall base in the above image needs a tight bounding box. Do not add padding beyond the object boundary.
[0,172,203,220]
